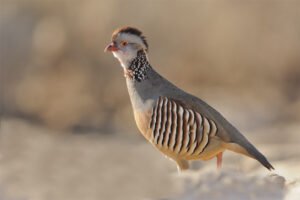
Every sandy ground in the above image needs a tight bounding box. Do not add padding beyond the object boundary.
[0,118,299,200]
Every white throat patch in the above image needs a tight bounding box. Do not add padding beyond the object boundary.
[112,49,137,69]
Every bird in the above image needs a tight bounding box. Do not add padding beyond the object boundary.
[104,26,274,172]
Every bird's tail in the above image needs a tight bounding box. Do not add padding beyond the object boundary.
[223,141,274,170]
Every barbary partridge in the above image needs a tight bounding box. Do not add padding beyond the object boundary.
[104,27,274,171]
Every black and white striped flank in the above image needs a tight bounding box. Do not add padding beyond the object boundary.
[149,97,218,156]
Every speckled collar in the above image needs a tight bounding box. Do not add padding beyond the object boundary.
[127,50,152,82]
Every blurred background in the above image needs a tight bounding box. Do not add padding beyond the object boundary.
[0,0,300,200]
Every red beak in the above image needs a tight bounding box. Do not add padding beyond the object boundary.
[104,43,119,52]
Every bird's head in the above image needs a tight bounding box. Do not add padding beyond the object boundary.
[104,27,148,68]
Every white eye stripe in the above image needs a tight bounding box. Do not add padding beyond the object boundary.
[119,33,147,50]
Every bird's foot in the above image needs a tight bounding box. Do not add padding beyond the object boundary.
[216,152,223,169]
[176,159,189,173]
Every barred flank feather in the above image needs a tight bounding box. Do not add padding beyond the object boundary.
[150,97,218,157]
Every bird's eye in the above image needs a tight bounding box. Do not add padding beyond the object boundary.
[121,41,128,46]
